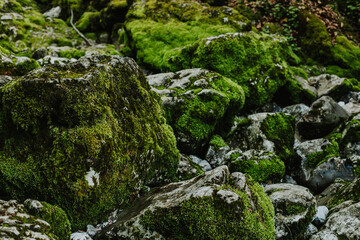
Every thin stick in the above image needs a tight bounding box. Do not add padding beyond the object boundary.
[70,8,92,46]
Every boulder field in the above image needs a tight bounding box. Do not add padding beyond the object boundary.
[1,0,360,239]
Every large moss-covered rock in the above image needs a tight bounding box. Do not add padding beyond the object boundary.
[147,68,245,154]
[164,32,312,108]
[123,0,251,70]
[0,55,179,229]
[299,12,360,79]
[227,113,295,163]
[0,199,70,239]
[95,166,276,239]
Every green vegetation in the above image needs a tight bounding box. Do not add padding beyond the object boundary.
[209,135,228,151]
[260,113,295,161]
[24,201,71,239]
[0,56,179,229]
[229,153,285,183]
[140,175,275,240]
[162,71,244,151]
[305,141,340,168]
[162,32,302,108]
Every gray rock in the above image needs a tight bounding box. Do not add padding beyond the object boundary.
[295,76,318,97]
[0,12,23,20]
[37,56,76,66]
[282,104,310,122]
[198,160,212,171]
[99,33,109,43]
[316,179,348,206]
[176,154,203,181]
[304,223,318,239]
[342,102,360,116]
[0,199,57,239]
[147,72,175,87]
[32,47,47,60]
[309,157,354,193]
[264,183,316,240]
[297,96,349,139]
[95,166,275,239]
[43,6,61,18]
[313,206,329,227]
[205,145,230,167]
[86,225,100,237]
[308,74,347,100]
[189,155,211,171]
[71,232,93,240]
[311,202,360,240]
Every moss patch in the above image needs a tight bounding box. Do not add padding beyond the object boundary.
[140,175,275,240]
[0,55,179,229]
[229,152,285,183]
[260,113,295,162]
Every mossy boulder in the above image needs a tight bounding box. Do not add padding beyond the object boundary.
[229,150,285,183]
[95,166,276,239]
[297,96,350,140]
[0,199,70,239]
[147,68,245,155]
[328,177,360,208]
[24,199,71,239]
[294,137,354,193]
[226,113,295,165]
[163,32,304,108]
[264,183,317,240]
[308,74,360,101]
[299,12,360,79]
[0,54,40,76]
[0,55,179,229]
[124,0,251,68]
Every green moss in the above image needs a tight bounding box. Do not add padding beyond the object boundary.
[76,11,102,32]
[126,19,239,71]
[299,12,360,79]
[286,204,307,215]
[0,56,180,229]
[229,153,285,183]
[57,48,85,59]
[305,141,340,168]
[209,135,228,151]
[124,0,251,68]
[164,32,301,108]
[163,72,244,151]
[140,176,275,239]
[0,57,40,76]
[260,113,295,161]
[24,201,71,239]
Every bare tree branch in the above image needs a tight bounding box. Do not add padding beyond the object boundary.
[70,8,92,46]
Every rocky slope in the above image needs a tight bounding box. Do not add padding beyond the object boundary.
[1,0,360,239]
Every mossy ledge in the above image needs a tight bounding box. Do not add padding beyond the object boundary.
[0,55,179,230]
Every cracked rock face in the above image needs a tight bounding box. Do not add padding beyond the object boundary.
[95,166,275,240]
[264,183,316,240]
